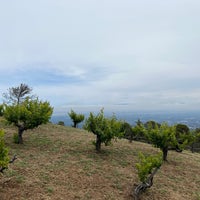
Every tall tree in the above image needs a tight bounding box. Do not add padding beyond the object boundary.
[4,98,53,144]
[84,109,123,152]
[3,83,34,105]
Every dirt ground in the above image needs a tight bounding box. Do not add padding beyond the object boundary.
[1,124,200,200]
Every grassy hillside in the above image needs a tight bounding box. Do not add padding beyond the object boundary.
[0,122,200,200]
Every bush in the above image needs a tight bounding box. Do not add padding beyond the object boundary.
[0,130,9,171]
[136,152,162,182]
[84,109,123,151]
[4,98,53,144]
[145,123,177,161]
[122,122,134,142]
[57,121,65,126]
[132,125,147,142]
[134,152,163,199]
[13,133,19,144]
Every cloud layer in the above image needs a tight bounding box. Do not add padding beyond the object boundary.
[1,0,200,113]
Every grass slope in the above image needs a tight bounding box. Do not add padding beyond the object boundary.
[0,123,200,200]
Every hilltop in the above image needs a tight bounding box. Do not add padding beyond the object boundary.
[1,123,200,200]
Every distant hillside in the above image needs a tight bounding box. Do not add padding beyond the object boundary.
[1,123,200,200]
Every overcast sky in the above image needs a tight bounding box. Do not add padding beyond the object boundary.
[0,0,200,114]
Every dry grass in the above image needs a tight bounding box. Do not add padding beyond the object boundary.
[0,122,200,200]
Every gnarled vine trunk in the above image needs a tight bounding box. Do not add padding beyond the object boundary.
[162,147,168,161]
[96,134,101,152]
[0,155,17,173]
[73,121,77,128]
[134,167,159,200]
[17,126,25,144]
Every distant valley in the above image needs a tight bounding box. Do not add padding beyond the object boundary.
[51,110,200,129]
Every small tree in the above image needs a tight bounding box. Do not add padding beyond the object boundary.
[68,109,85,128]
[194,129,200,143]
[134,152,162,200]
[0,130,9,172]
[84,109,123,152]
[3,83,34,105]
[144,120,161,129]
[132,124,147,142]
[136,152,162,182]
[145,123,177,161]
[190,129,200,153]
[122,122,134,142]
[57,121,65,126]
[175,124,192,151]
[4,98,53,144]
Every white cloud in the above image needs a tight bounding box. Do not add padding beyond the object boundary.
[0,0,200,113]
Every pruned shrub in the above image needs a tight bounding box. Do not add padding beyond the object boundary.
[58,121,65,126]
[0,130,9,172]
[134,152,162,200]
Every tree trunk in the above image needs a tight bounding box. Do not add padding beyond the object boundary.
[134,167,160,200]
[162,147,168,161]
[18,127,24,144]
[73,121,77,128]
[191,143,194,153]
[96,134,101,152]
[129,134,133,143]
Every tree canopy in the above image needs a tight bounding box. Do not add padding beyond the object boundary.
[145,123,177,161]
[3,83,34,105]
[136,152,162,183]
[84,109,123,151]
[68,109,85,128]
[4,98,53,144]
